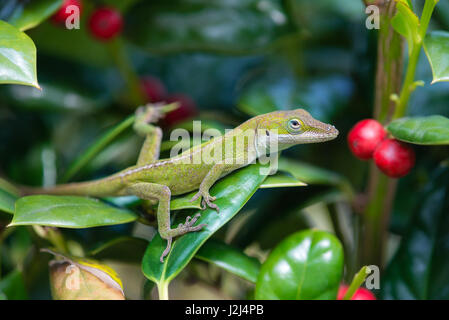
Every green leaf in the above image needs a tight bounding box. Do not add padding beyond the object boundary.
[259,171,307,188]
[89,236,148,264]
[382,164,449,299]
[424,31,449,83]
[142,163,268,290]
[9,0,63,31]
[255,229,343,300]
[11,195,138,228]
[391,0,420,56]
[387,115,449,145]
[125,0,290,54]
[169,191,202,210]
[0,188,18,215]
[196,239,261,283]
[0,270,28,300]
[278,157,345,186]
[0,20,39,88]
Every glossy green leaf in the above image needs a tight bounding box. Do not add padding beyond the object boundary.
[142,163,268,290]
[0,188,18,214]
[387,115,449,145]
[391,0,420,56]
[9,0,63,31]
[89,236,148,264]
[382,164,449,299]
[255,229,343,300]
[0,20,39,88]
[196,239,261,283]
[11,195,138,228]
[0,270,27,300]
[125,0,289,54]
[259,171,307,188]
[424,31,449,83]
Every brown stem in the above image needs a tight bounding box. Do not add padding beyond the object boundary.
[373,0,404,123]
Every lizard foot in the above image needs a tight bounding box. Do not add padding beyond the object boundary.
[160,214,207,263]
[178,213,205,230]
[190,191,219,213]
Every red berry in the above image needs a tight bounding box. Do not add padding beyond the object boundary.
[337,285,376,300]
[373,139,415,178]
[141,77,167,102]
[348,119,387,160]
[51,0,82,24]
[88,7,123,41]
[163,94,198,126]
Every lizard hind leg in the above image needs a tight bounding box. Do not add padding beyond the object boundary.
[125,182,207,262]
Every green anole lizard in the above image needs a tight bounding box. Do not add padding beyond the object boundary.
[23,104,339,262]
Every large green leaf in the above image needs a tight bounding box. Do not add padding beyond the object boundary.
[141,163,268,293]
[195,239,261,283]
[382,164,449,299]
[387,115,449,145]
[125,0,290,54]
[9,0,63,31]
[11,195,138,228]
[424,31,449,83]
[255,229,343,300]
[0,270,28,300]
[0,20,39,88]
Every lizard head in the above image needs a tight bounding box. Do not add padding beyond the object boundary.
[256,108,339,150]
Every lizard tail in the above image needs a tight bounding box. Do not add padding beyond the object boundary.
[1,176,123,198]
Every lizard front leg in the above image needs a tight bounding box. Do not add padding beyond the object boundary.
[133,103,177,165]
[190,164,226,212]
[125,182,206,262]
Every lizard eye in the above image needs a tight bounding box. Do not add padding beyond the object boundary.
[288,119,302,132]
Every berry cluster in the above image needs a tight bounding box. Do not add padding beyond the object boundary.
[51,0,123,40]
[348,119,415,178]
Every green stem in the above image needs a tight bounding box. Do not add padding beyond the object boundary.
[61,115,135,182]
[343,266,369,300]
[393,0,438,119]
[158,281,169,300]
